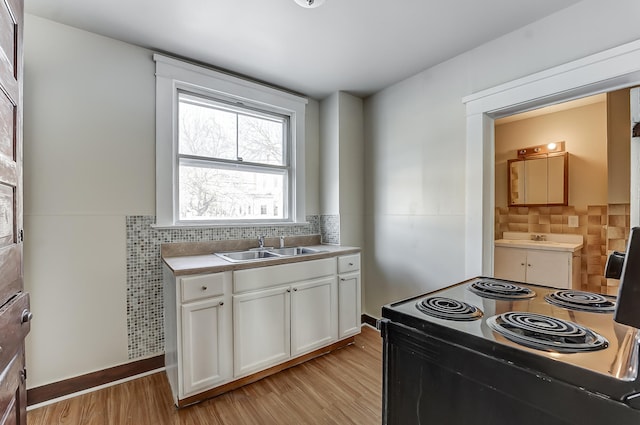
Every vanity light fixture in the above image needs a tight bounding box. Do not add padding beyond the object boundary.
[294,0,325,8]
[516,141,565,158]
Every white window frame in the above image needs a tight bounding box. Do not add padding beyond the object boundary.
[154,54,307,227]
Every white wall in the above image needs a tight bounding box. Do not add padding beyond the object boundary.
[23,14,321,388]
[363,0,640,316]
[337,93,364,249]
[23,14,155,388]
[319,91,364,248]
[320,93,339,215]
[495,101,608,209]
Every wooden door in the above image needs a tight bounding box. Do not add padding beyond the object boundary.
[0,0,28,422]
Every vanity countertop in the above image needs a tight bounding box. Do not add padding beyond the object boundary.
[494,232,583,253]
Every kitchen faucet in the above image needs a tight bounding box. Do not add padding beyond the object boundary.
[257,235,265,249]
[280,236,285,248]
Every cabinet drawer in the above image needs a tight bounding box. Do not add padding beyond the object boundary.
[181,273,227,302]
[338,254,360,274]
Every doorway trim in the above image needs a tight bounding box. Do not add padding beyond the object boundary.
[462,39,640,277]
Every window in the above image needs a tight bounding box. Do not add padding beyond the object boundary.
[178,93,289,221]
[154,54,307,226]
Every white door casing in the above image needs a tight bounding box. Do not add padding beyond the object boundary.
[464,40,640,277]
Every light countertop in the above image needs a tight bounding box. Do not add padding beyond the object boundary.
[494,231,583,253]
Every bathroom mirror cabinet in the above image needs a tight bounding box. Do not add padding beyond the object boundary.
[507,152,568,206]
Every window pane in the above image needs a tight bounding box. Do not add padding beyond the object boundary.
[238,115,285,165]
[179,101,237,160]
[179,165,285,221]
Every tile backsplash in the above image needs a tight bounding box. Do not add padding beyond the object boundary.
[126,215,322,360]
[320,214,340,245]
[495,204,630,295]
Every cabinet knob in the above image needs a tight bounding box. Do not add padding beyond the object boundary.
[201,286,208,291]
[287,289,291,293]
[21,310,33,324]
[520,263,525,266]
[293,288,298,291]
[527,264,532,267]
[348,263,354,266]
[219,302,224,306]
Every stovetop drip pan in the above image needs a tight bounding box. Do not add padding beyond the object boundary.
[544,290,616,313]
[468,279,536,300]
[416,296,483,321]
[487,311,609,353]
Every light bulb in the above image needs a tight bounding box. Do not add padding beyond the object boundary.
[294,0,325,8]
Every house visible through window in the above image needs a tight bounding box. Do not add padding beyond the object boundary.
[178,93,289,221]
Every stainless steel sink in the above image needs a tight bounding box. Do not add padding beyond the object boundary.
[215,246,326,263]
[271,247,323,256]
[215,250,281,262]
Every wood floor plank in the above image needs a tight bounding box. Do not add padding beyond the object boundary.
[27,326,382,425]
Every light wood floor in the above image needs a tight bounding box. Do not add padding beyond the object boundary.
[27,326,382,425]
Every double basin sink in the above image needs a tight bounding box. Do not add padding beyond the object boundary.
[215,247,326,263]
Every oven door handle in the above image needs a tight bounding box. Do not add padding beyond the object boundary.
[624,392,640,410]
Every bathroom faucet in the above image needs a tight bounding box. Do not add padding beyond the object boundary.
[258,235,265,249]
[531,234,546,241]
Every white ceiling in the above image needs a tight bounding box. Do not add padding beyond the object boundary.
[25,0,582,99]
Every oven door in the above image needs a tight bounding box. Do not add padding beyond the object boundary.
[379,319,640,425]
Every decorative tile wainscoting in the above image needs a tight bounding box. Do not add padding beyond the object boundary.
[320,214,340,244]
[495,204,630,295]
[126,215,321,360]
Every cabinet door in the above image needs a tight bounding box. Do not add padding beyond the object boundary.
[291,276,337,357]
[494,246,527,282]
[526,250,570,288]
[181,296,231,395]
[338,272,361,339]
[233,286,290,377]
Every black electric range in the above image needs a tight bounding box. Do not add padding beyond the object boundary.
[380,277,640,425]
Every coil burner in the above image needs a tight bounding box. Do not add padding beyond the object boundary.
[487,311,608,353]
[416,296,483,321]
[468,279,536,300]
[544,290,616,313]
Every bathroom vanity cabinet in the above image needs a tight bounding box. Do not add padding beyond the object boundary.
[494,233,583,289]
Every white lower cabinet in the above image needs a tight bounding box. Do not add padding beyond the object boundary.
[233,272,338,378]
[338,272,361,338]
[233,285,291,377]
[165,252,361,406]
[181,296,231,395]
[163,268,233,403]
[291,276,338,356]
[494,246,580,289]
[338,254,362,339]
